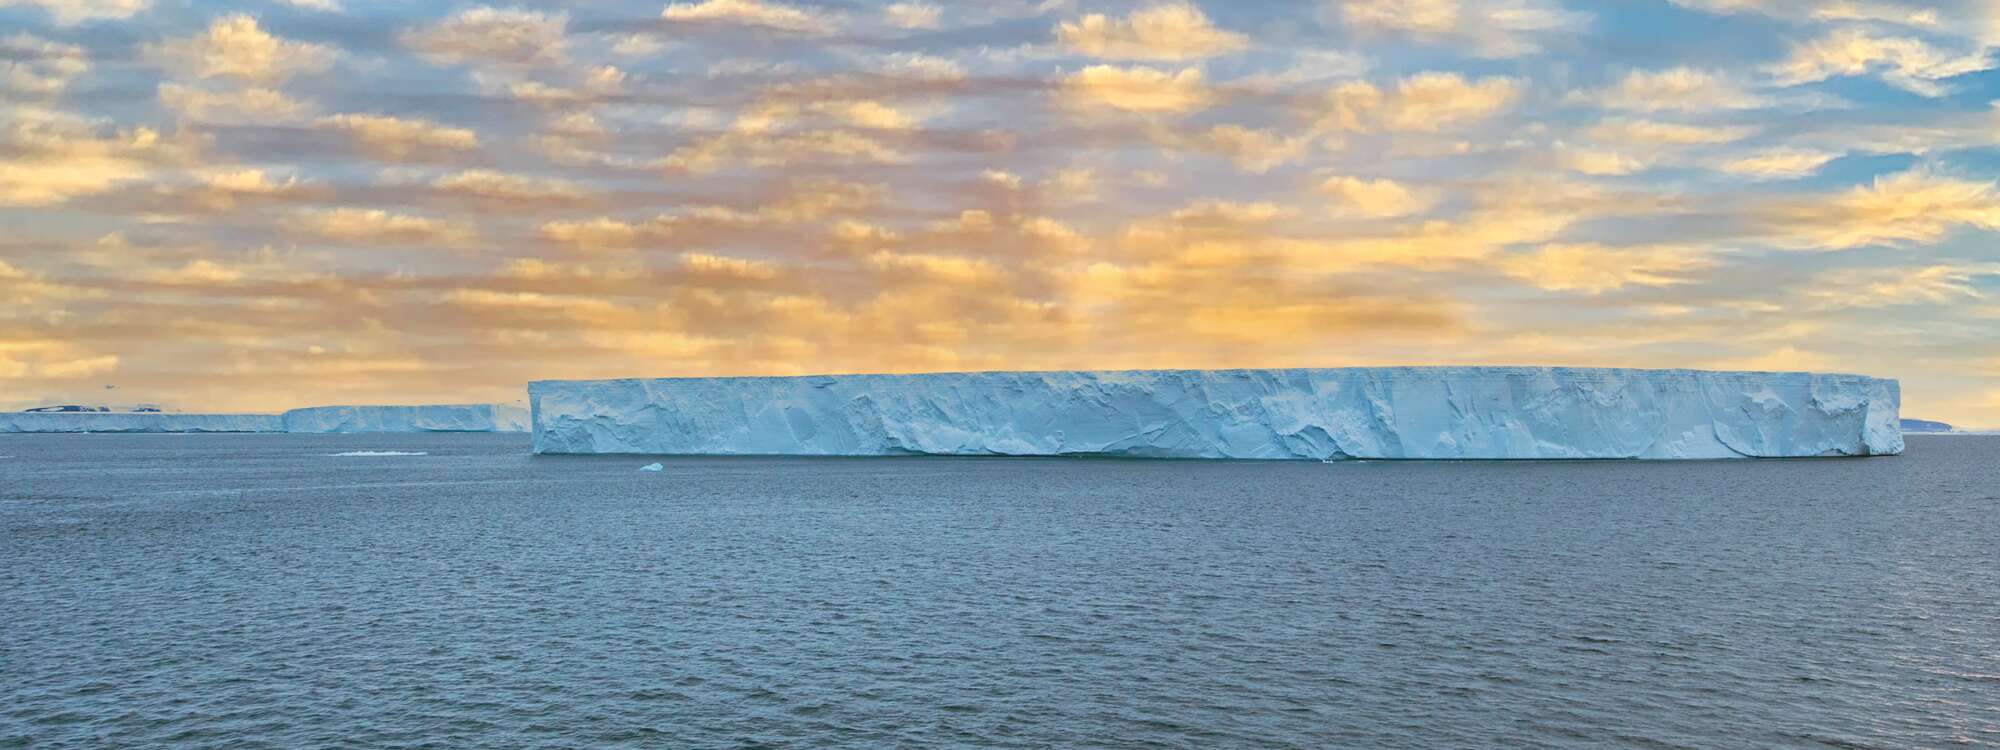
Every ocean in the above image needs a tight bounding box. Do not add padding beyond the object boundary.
[2,434,1995,748]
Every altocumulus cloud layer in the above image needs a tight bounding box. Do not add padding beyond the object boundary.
[2,0,1999,423]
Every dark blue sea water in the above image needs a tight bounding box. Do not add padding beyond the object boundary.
[2,434,1996,749]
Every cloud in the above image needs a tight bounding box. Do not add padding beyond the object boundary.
[1297,178,1669,272]
[1060,65,1212,113]
[0,114,193,206]
[663,129,904,173]
[0,0,147,25]
[146,14,336,84]
[884,2,940,29]
[480,65,627,107]
[177,167,314,210]
[1716,147,1840,180]
[1163,125,1309,173]
[760,177,884,221]
[315,113,479,158]
[1231,49,1374,90]
[867,251,1004,284]
[1558,119,1756,175]
[1756,168,2000,249]
[1056,3,1248,61]
[540,217,647,253]
[401,7,568,67]
[1672,0,1944,29]
[8,0,2000,423]
[536,179,880,251]
[0,258,102,309]
[681,251,780,280]
[36,353,119,378]
[144,259,246,285]
[1588,119,1757,146]
[662,0,825,32]
[1768,29,1991,97]
[1340,0,1588,58]
[1588,68,1769,113]
[160,83,313,124]
[1801,263,2000,309]
[2,34,89,97]
[287,208,472,246]
[1320,176,1437,217]
[1812,1,1944,26]
[1559,147,1649,176]
[1322,72,1522,132]
[1664,0,1775,14]
[812,100,920,130]
[432,169,590,201]
[1499,244,1716,294]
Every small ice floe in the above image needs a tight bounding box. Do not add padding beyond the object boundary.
[638,462,665,472]
[330,450,430,457]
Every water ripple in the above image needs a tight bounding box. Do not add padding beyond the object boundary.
[0,434,1995,748]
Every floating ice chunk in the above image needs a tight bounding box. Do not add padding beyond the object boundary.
[330,450,429,457]
[638,462,665,472]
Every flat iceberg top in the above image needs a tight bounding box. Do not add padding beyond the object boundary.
[530,367,1903,460]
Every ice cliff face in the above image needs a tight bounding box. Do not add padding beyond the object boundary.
[530,368,1903,459]
[0,412,283,433]
[281,404,529,433]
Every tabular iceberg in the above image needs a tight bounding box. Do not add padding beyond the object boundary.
[530,367,1903,460]
[281,404,529,433]
[3,403,528,434]
[0,412,283,433]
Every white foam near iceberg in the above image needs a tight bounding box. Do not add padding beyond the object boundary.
[529,367,1903,460]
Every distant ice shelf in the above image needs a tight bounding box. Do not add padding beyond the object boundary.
[530,367,1903,460]
[0,412,282,434]
[281,404,529,433]
[1,404,528,434]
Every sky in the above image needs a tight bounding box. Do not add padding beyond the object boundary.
[2,0,1998,425]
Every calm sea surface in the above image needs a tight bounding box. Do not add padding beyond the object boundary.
[2,434,1996,749]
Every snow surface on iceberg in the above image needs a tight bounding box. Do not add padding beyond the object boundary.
[530,367,1903,459]
[0,412,283,433]
[281,404,529,433]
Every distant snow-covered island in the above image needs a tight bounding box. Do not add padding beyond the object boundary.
[530,367,1904,460]
[1898,418,1999,436]
[1899,418,1954,433]
[0,404,528,434]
